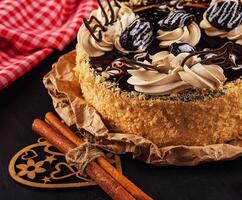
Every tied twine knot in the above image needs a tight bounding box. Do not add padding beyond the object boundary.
[65,142,104,176]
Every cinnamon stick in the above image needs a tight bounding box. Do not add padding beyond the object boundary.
[32,119,135,200]
[45,112,153,200]
[32,119,75,153]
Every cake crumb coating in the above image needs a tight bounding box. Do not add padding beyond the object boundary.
[76,44,242,147]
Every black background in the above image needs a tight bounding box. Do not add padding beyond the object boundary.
[1,40,242,200]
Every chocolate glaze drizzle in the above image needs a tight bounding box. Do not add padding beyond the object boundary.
[207,1,242,31]
[83,0,121,42]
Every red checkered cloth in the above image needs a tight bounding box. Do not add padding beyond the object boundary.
[0,0,97,90]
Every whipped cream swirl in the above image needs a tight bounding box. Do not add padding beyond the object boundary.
[157,11,201,47]
[77,2,136,57]
[127,52,226,95]
[200,0,242,45]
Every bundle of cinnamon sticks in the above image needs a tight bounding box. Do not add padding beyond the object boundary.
[32,112,153,200]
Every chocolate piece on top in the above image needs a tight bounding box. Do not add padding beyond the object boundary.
[119,18,153,51]
[179,42,241,81]
[181,41,241,75]
[170,42,195,56]
[83,16,106,43]
[113,0,121,8]
[206,1,242,31]
[181,42,233,67]
[158,10,194,31]
[112,57,162,72]
[83,0,121,42]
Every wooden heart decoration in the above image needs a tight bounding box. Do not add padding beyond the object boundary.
[9,138,122,188]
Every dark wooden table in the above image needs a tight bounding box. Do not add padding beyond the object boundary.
[1,40,242,200]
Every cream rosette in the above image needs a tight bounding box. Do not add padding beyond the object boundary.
[127,52,226,95]
[157,22,201,47]
[200,0,242,45]
[77,2,136,57]
[156,10,201,47]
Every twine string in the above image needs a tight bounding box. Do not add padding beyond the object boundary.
[65,142,105,176]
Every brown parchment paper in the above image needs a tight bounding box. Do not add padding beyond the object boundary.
[43,51,242,166]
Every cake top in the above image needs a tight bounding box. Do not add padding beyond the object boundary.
[77,0,242,96]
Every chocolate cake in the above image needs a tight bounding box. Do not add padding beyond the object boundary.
[75,0,242,147]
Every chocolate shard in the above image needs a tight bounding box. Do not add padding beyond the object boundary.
[181,42,236,68]
[83,0,121,43]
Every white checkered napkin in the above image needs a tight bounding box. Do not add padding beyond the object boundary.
[0,0,97,90]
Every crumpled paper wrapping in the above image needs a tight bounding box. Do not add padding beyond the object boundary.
[43,51,242,166]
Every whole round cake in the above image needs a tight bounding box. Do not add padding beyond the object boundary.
[75,0,242,147]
